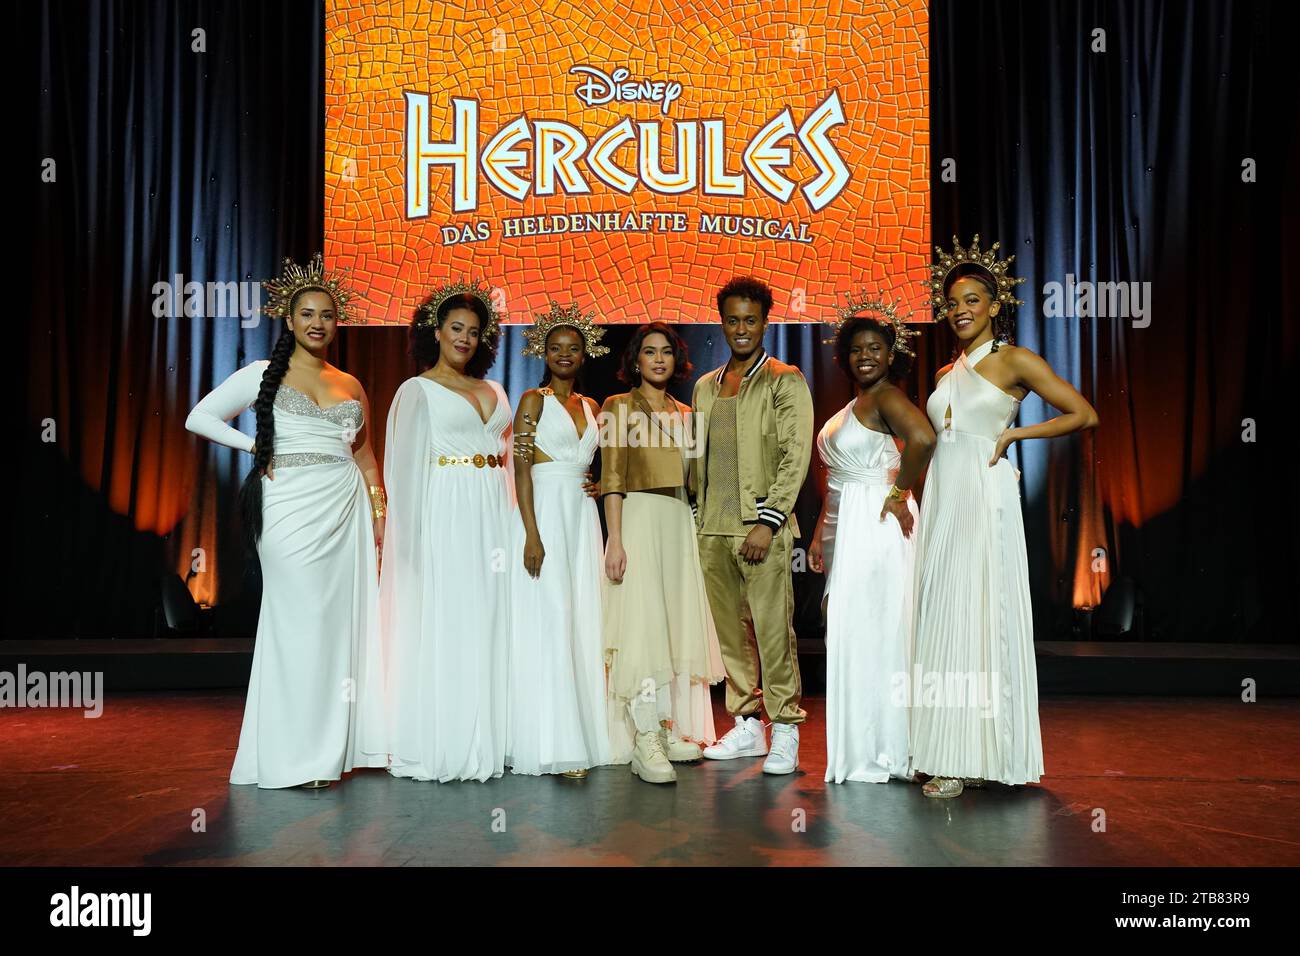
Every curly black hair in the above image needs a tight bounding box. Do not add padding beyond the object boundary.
[618,322,693,385]
[716,276,774,320]
[943,263,1015,351]
[410,292,498,377]
[834,316,913,382]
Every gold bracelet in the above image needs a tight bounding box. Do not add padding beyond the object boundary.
[368,484,387,519]
[887,485,908,501]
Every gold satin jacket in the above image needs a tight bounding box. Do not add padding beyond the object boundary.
[690,350,813,536]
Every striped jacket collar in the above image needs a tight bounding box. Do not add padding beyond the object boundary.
[714,348,770,386]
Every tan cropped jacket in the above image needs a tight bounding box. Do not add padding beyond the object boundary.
[598,390,695,496]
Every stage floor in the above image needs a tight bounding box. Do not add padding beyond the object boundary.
[2,692,1298,866]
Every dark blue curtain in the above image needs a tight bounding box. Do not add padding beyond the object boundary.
[929,0,1298,642]
[20,0,325,636]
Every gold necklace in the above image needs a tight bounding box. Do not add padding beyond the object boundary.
[638,388,670,413]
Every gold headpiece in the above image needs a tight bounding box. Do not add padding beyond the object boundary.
[262,252,361,323]
[924,234,1026,322]
[416,279,503,343]
[522,300,610,359]
[825,292,920,358]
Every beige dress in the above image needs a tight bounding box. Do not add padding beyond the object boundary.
[601,400,725,762]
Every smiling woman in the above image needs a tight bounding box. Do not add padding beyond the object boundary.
[600,323,725,784]
[184,254,388,790]
[506,307,612,777]
[375,279,516,783]
[812,304,935,784]
[911,236,1099,799]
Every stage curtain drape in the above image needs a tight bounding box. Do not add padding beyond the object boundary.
[929,0,1297,642]
[19,0,329,636]
[17,0,1296,642]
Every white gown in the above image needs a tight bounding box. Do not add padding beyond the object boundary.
[910,338,1043,785]
[379,375,513,782]
[505,393,610,775]
[817,401,917,783]
[185,361,387,788]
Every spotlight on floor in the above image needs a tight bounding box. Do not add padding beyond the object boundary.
[159,573,200,635]
[1095,576,1140,638]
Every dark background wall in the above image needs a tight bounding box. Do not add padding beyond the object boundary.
[17,0,1298,643]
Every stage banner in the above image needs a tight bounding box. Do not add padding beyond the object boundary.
[325,0,928,324]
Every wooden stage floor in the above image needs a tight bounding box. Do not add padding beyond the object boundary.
[2,692,1298,867]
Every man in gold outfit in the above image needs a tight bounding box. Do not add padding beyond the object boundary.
[692,277,814,774]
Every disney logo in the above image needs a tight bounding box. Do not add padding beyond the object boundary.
[569,65,683,115]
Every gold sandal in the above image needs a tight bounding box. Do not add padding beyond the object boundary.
[961,778,986,789]
[922,776,964,799]
[300,779,331,790]
[560,768,589,780]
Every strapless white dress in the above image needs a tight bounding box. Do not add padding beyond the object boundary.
[185,361,387,788]
[817,401,916,783]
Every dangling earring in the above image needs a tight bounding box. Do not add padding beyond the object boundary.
[995,311,1013,350]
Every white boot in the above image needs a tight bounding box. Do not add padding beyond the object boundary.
[631,730,677,784]
[659,726,703,762]
[762,723,799,774]
[702,714,768,760]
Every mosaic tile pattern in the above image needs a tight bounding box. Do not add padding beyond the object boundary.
[325,0,929,324]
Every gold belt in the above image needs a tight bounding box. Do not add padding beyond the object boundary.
[436,453,504,468]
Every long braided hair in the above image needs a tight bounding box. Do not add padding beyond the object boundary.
[237,287,320,549]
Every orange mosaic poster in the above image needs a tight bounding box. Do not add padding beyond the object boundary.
[325,0,928,324]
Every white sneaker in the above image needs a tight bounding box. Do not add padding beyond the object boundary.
[702,715,768,760]
[762,723,799,774]
[659,727,703,762]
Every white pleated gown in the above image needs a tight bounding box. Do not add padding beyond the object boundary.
[817,402,917,783]
[186,362,387,789]
[379,376,513,783]
[910,338,1043,785]
[505,394,611,775]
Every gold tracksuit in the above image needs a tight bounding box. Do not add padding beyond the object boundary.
[691,350,814,724]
